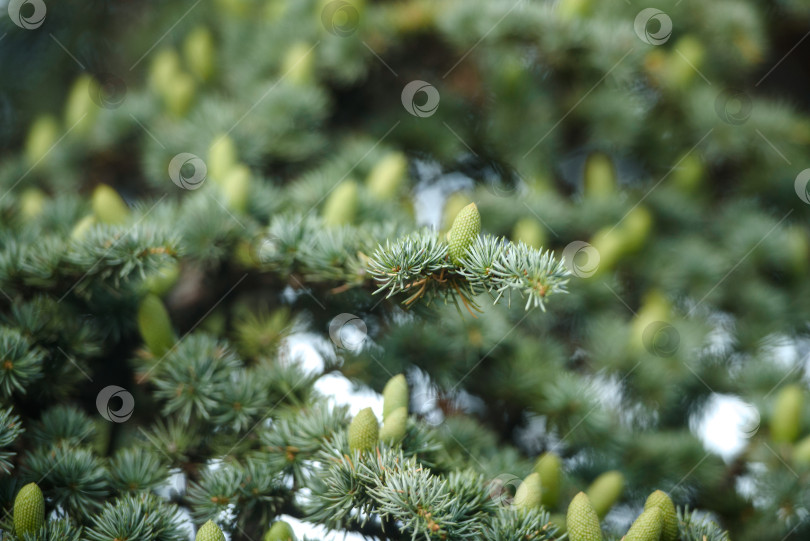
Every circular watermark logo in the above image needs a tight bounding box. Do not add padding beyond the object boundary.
[794,169,810,204]
[96,385,135,423]
[321,0,360,37]
[249,236,283,266]
[737,401,760,439]
[8,0,46,29]
[642,321,680,357]
[89,73,127,109]
[168,153,207,190]
[401,80,440,118]
[634,8,672,45]
[487,474,522,506]
[329,313,367,351]
[562,241,600,278]
[714,90,752,125]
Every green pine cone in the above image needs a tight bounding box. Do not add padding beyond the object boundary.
[92,184,130,225]
[794,434,810,465]
[264,520,296,541]
[322,180,359,226]
[14,482,45,538]
[533,452,561,508]
[513,472,543,510]
[184,26,216,81]
[380,406,408,444]
[585,470,624,518]
[137,294,176,357]
[625,507,663,541]
[583,151,616,199]
[771,384,804,443]
[382,374,408,419]
[366,152,408,200]
[348,407,379,452]
[447,202,481,264]
[566,492,602,541]
[196,520,226,541]
[644,490,678,541]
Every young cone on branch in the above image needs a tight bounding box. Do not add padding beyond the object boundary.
[138,294,176,357]
[624,507,664,541]
[771,384,804,443]
[566,492,603,541]
[264,520,296,541]
[382,374,408,419]
[447,202,481,264]
[644,490,678,541]
[379,406,408,443]
[13,482,45,538]
[585,470,624,518]
[348,407,379,452]
[513,472,542,510]
[196,520,226,541]
[533,452,561,508]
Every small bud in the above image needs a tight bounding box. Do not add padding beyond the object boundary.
[208,135,238,184]
[196,520,226,541]
[366,152,408,200]
[71,215,96,241]
[25,115,59,168]
[149,48,182,95]
[624,507,663,541]
[221,164,251,213]
[513,472,542,510]
[92,184,130,225]
[583,152,615,199]
[184,26,216,82]
[447,202,481,264]
[263,520,296,541]
[771,384,804,443]
[282,42,315,86]
[163,72,196,117]
[512,218,546,250]
[322,180,359,226]
[348,407,379,452]
[14,482,45,538]
[379,406,408,444]
[585,470,624,519]
[643,490,678,541]
[566,492,602,541]
[137,294,176,357]
[382,374,408,419]
[533,452,561,508]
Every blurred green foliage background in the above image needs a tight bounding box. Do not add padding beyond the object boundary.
[1,0,810,538]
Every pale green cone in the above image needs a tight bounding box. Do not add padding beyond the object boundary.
[624,507,663,541]
[643,490,678,541]
[771,384,804,443]
[566,492,602,541]
[264,520,296,541]
[184,26,216,81]
[196,520,226,541]
[533,452,561,508]
[380,406,408,444]
[138,294,176,357]
[585,470,624,518]
[348,407,379,452]
[14,482,45,538]
[447,202,481,264]
[367,152,408,200]
[513,472,542,510]
[92,184,130,225]
[322,180,359,226]
[382,374,408,419]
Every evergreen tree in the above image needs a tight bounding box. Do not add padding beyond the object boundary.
[1,0,808,539]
